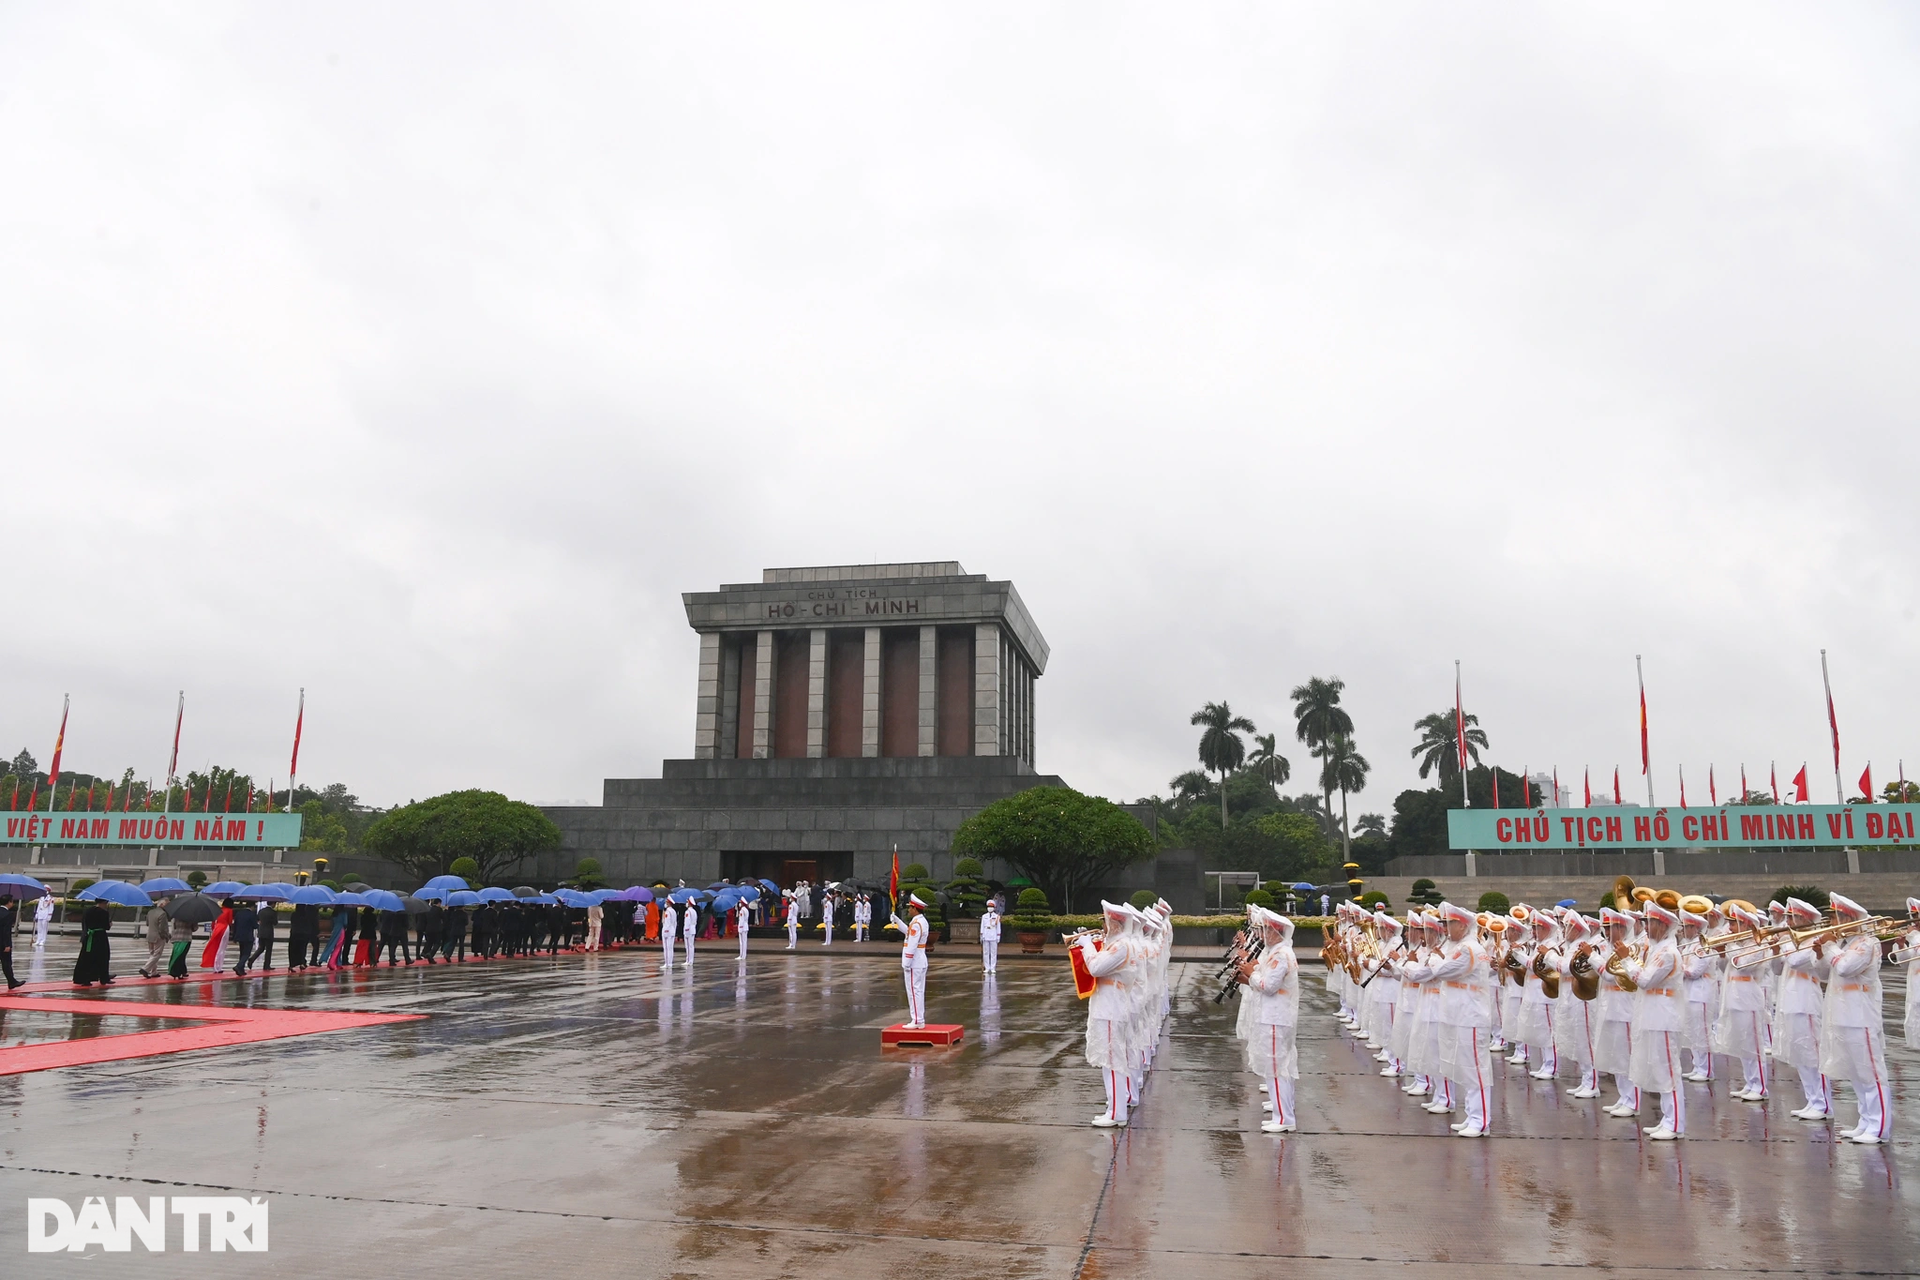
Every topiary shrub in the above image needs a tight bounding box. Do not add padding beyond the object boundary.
[953,858,984,878]
[946,859,991,917]
[70,877,96,898]
[1358,890,1389,909]
[1013,887,1052,926]
[1477,890,1511,914]
[1129,889,1159,910]
[1406,878,1442,906]
[1772,884,1831,911]
[902,863,930,881]
[449,857,480,885]
[1244,889,1276,909]
[186,870,208,889]
[571,857,606,890]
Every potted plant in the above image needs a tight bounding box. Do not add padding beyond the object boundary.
[1013,887,1052,953]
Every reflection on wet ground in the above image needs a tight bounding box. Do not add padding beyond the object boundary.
[0,944,1912,1276]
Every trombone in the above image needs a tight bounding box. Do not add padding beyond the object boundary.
[1727,914,1903,970]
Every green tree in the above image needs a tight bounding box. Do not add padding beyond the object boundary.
[1354,812,1387,840]
[951,786,1154,913]
[1190,702,1256,828]
[571,857,606,889]
[1248,733,1291,789]
[1128,889,1159,910]
[1315,732,1370,860]
[1246,810,1338,883]
[299,800,351,853]
[1011,887,1053,929]
[1290,677,1353,820]
[448,857,480,884]
[1411,709,1487,790]
[362,789,561,884]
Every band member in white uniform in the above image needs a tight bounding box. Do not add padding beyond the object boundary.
[1816,893,1893,1144]
[784,892,799,949]
[979,901,1001,972]
[1502,907,1533,1067]
[659,894,679,966]
[1367,912,1405,1077]
[1773,897,1833,1121]
[1428,902,1493,1137]
[891,893,931,1028]
[1555,910,1603,1098]
[1596,907,1641,1118]
[1076,901,1136,1127]
[736,898,751,959]
[1716,904,1773,1102]
[1903,898,1920,1050]
[1678,904,1718,1082]
[821,890,835,946]
[1516,907,1561,1080]
[1242,908,1300,1133]
[1625,900,1687,1140]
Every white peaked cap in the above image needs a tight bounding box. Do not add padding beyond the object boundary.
[1439,901,1476,927]
[1785,897,1820,920]
[908,893,929,908]
[1373,911,1402,934]
[1643,901,1678,926]
[1828,892,1868,921]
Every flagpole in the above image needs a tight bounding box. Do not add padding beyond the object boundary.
[1821,649,1843,804]
[1637,655,1654,808]
[1456,660,1468,808]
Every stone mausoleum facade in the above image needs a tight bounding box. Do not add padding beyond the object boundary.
[539,562,1115,889]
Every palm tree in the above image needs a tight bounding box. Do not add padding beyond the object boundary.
[1354,812,1388,841]
[1411,709,1488,788]
[1190,701,1255,828]
[1169,770,1213,816]
[1248,733,1291,788]
[1290,677,1353,751]
[1316,733,1370,859]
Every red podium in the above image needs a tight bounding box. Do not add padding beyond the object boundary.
[881,1023,964,1047]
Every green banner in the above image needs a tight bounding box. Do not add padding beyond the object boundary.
[2,811,303,849]
[1447,804,1918,850]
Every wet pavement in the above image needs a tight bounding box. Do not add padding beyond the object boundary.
[0,941,1914,1275]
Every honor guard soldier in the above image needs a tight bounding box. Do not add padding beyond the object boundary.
[979,900,1001,972]
[821,889,836,946]
[681,900,698,962]
[660,894,679,967]
[891,893,932,1029]
[736,897,751,960]
[1625,898,1687,1140]
[784,891,799,949]
[1075,901,1137,1127]
[1595,907,1641,1118]
[1517,907,1562,1080]
[1242,908,1300,1133]
[853,893,870,943]
[1815,893,1893,1143]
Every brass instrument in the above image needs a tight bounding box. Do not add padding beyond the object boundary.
[1702,924,1771,954]
[1729,915,1903,970]
[1888,937,1920,966]
[1567,942,1599,1001]
[1501,941,1528,987]
[1631,886,1657,907]
[1611,875,1637,909]
[1532,945,1561,1000]
[1604,939,1641,992]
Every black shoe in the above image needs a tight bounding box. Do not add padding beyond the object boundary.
[7,981,23,990]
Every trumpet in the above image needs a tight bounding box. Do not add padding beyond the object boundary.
[1729,915,1903,970]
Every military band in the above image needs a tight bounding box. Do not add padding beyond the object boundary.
[1298,877,1913,1143]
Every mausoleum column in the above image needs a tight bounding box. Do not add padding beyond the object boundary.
[806,629,827,758]
[751,631,774,759]
[694,632,720,759]
[861,627,882,758]
[917,625,937,757]
[973,622,1001,756]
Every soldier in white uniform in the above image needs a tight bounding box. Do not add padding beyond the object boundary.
[852,893,870,943]
[979,901,1001,972]
[1075,901,1136,1127]
[736,898,752,960]
[784,892,799,949]
[891,893,931,1029]
[1426,902,1493,1136]
[1716,903,1773,1102]
[1773,897,1833,1121]
[1902,898,1920,1050]
[1625,900,1688,1140]
[1502,907,1533,1068]
[34,891,54,949]
[821,890,836,946]
[1241,908,1300,1133]
[681,900,698,962]
[1365,912,1405,1077]
[1516,908,1561,1080]
[1678,905,1718,1082]
[1596,907,1642,1119]
[659,895,679,966]
[1816,893,1893,1144]
[1555,910,1603,1098]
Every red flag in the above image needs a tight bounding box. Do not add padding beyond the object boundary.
[1454,669,1468,775]
[203,781,214,813]
[46,695,69,802]
[182,785,192,812]
[25,783,37,814]
[1613,767,1622,805]
[1638,670,1650,776]
[1678,765,1688,809]
[1583,768,1591,807]
[1492,769,1500,808]
[1709,766,1717,806]
[289,688,305,798]
[1792,764,1809,802]
[1771,762,1780,803]
[1827,687,1842,775]
[1859,762,1873,800]
[89,782,98,811]
[1552,767,1560,808]
[223,778,233,813]
[1740,764,1748,803]
[167,691,184,788]
[65,782,80,811]
[1521,765,1529,807]
[246,785,255,814]
[889,845,900,906]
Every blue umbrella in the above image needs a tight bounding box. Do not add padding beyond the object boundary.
[525,892,559,904]
[232,884,288,901]
[287,885,337,905]
[756,878,780,892]
[0,873,49,896]
[619,885,654,903]
[705,881,732,890]
[735,885,761,902]
[332,891,371,907]
[362,890,407,911]
[1291,882,1317,893]
[586,888,621,903]
[476,887,515,902]
[413,887,448,901]
[201,881,249,896]
[78,881,153,907]
[445,890,482,907]
[422,875,468,892]
[667,888,701,904]
[1556,898,1579,909]
[139,877,192,894]
[553,889,595,907]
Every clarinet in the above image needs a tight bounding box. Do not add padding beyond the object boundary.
[1214,935,1263,1002]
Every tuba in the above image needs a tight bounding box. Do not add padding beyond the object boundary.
[1611,875,1637,910]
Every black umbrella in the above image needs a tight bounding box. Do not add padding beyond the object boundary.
[512,886,539,898]
[166,892,224,925]
[343,881,373,893]
[400,895,431,917]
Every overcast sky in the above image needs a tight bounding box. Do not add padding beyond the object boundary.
[4,4,1918,816]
